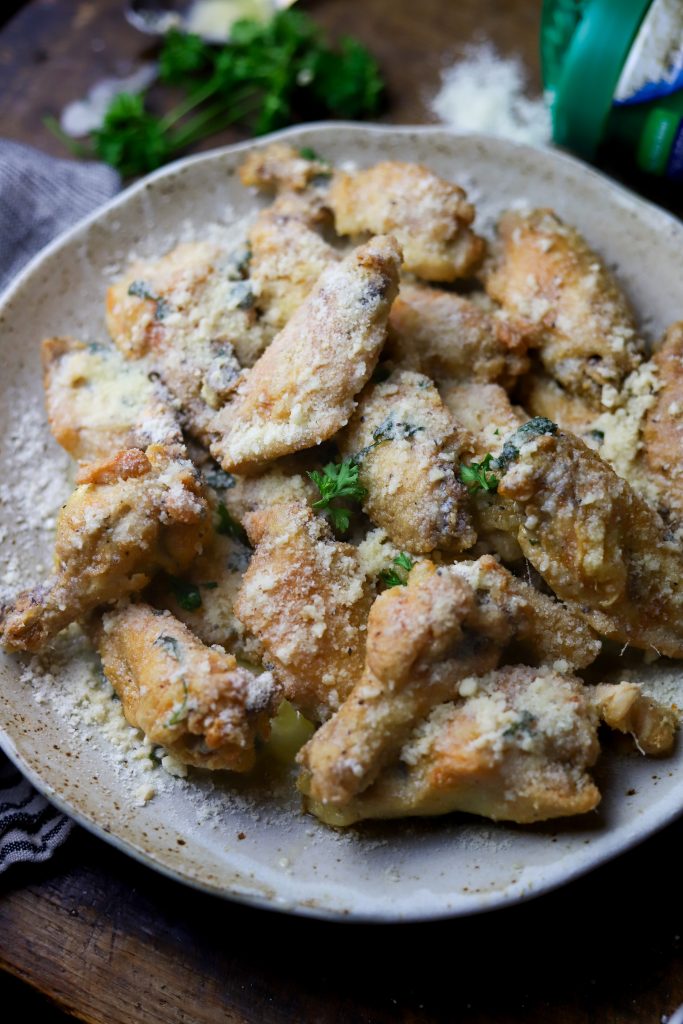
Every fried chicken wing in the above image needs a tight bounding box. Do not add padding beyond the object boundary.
[592,682,676,755]
[0,445,209,652]
[219,465,317,523]
[209,235,401,474]
[328,161,485,281]
[302,666,601,826]
[521,371,601,448]
[643,322,683,516]
[496,420,683,656]
[234,502,373,722]
[42,336,181,463]
[485,209,643,407]
[298,561,513,806]
[248,191,338,331]
[239,142,332,192]
[94,603,280,771]
[340,370,476,554]
[387,283,529,387]
[106,240,273,440]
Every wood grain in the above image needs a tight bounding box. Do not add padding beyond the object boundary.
[1,1,683,1021]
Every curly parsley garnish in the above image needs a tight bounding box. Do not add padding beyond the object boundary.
[459,453,499,494]
[308,459,367,533]
[380,552,414,588]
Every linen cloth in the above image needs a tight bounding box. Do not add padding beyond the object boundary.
[0,139,120,871]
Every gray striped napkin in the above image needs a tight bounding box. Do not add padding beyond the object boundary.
[0,138,120,872]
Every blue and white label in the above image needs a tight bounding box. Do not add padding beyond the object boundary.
[614,0,683,106]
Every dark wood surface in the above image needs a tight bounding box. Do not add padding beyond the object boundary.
[1,2,683,1021]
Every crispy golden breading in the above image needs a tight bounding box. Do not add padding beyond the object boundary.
[42,336,181,463]
[298,561,513,806]
[451,555,601,669]
[328,162,485,282]
[643,322,683,515]
[521,371,601,448]
[239,142,331,192]
[485,209,643,407]
[387,283,529,387]
[592,682,676,756]
[248,192,339,331]
[106,241,273,441]
[340,370,476,554]
[302,666,601,826]
[220,465,316,524]
[497,422,683,657]
[0,445,209,653]
[209,235,402,474]
[94,604,280,771]
[234,502,373,722]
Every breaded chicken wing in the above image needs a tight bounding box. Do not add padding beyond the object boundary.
[643,321,683,516]
[496,420,683,657]
[328,161,485,281]
[0,445,209,652]
[298,560,513,806]
[248,191,338,331]
[302,666,601,826]
[387,283,529,387]
[485,209,643,407]
[220,464,317,524]
[521,371,601,448]
[340,370,476,554]
[239,142,332,192]
[42,336,181,463]
[209,235,401,474]
[106,240,273,440]
[234,501,373,722]
[592,682,676,755]
[94,603,280,771]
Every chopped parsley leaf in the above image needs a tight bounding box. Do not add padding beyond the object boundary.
[459,453,499,494]
[169,578,202,611]
[380,552,414,588]
[308,458,366,533]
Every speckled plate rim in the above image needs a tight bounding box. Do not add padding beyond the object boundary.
[1,123,683,923]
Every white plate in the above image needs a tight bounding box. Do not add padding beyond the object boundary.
[1,124,682,922]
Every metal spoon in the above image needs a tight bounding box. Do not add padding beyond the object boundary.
[126,0,299,42]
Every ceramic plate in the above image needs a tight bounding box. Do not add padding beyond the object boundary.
[1,124,682,922]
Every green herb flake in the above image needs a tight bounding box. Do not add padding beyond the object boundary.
[503,710,537,739]
[154,634,181,660]
[167,678,190,727]
[299,146,324,161]
[308,458,367,533]
[459,453,499,494]
[169,578,202,611]
[380,552,414,588]
[216,503,250,545]
[494,417,558,475]
[204,467,236,491]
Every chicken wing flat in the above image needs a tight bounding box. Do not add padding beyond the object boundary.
[340,370,476,554]
[298,560,513,806]
[42,336,181,463]
[328,161,485,282]
[302,666,601,826]
[94,603,280,771]
[234,501,373,722]
[496,419,683,657]
[485,209,643,407]
[0,445,209,653]
[209,235,401,474]
[248,191,338,331]
[239,142,332,193]
[643,321,683,518]
[106,240,273,440]
[219,464,317,524]
[387,283,529,388]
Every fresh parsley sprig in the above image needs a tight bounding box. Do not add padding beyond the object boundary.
[47,12,385,178]
[459,453,499,494]
[308,459,367,533]
[380,552,414,588]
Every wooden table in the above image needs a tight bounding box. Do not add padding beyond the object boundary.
[1,2,682,1021]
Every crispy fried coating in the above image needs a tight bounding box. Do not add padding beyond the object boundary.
[239,142,332,192]
[643,322,683,515]
[248,191,338,331]
[0,445,209,652]
[387,283,529,387]
[42,336,181,463]
[298,560,512,806]
[209,235,402,474]
[485,209,643,407]
[340,370,476,554]
[328,162,485,282]
[452,555,601,670]
[592,682,677,755]
[302,666,601,826]
[497,422,683,657]
[94,604,280,771]
[106,241,273,440]
[234,502,373,722]
[220,465,316,524]
[521,371,601,448]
